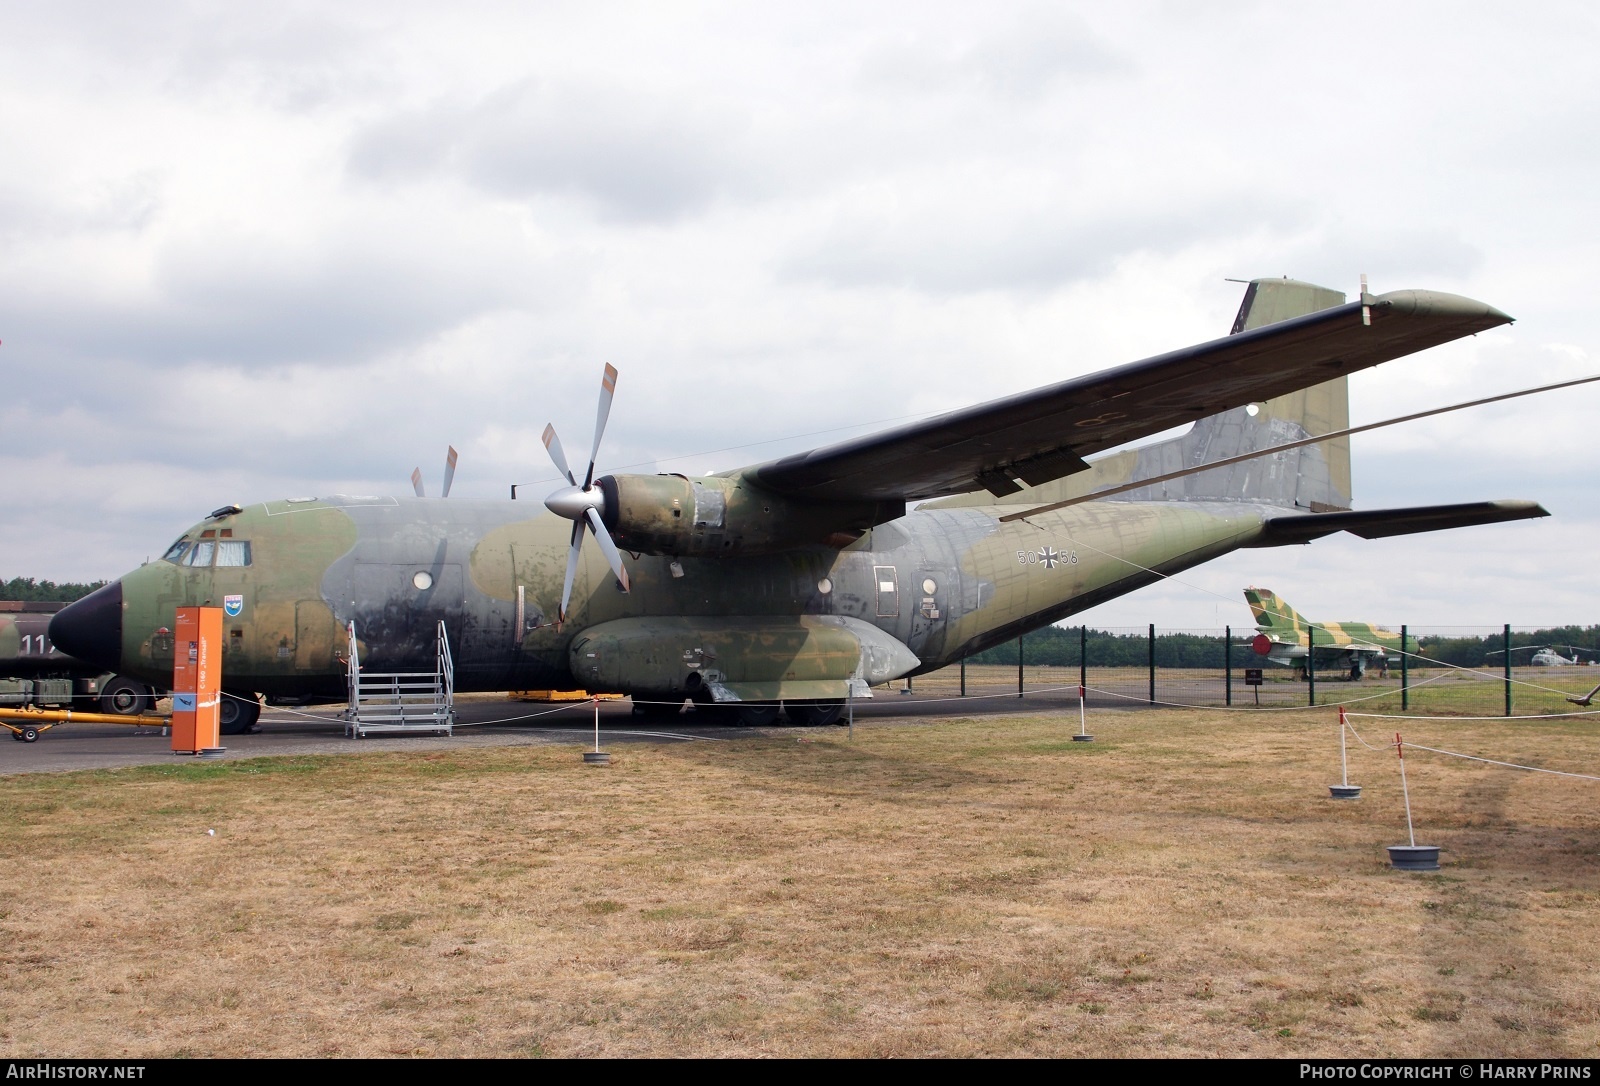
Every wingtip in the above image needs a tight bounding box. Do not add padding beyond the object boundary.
[1373,289,1514,328]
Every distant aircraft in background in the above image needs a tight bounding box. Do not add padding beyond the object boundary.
[1244,587,1415,681]
[1486,645,1596,667]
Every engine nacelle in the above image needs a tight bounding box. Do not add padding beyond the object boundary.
[597,471,900,557]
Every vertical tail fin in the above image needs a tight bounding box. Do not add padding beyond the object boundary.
[1084,278,1353,510]
[1244,586,1307,635]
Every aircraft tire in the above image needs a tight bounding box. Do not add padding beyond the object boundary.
[693,699,780,727]
[631,698,684,720]
[219,691,262,735]
[1350,664,1363,682]
[729,703,781,727]
[99,677,152,717]
[785,700,845,727]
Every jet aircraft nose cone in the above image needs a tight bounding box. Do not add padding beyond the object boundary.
[49,580,123,671]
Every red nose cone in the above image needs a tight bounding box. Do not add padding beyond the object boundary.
[1252,634,1272,656]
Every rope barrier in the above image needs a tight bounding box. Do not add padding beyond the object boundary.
[1341,712,1600,780]
[1346,707,1600,722]
[1399,743,1600,782]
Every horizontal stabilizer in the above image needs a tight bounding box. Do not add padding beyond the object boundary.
[1255,500,1548,546]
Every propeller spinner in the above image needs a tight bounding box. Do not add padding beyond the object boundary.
[542,364,630,621]
[412,446,459,498]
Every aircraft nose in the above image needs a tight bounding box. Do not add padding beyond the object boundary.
[49,580,123,671]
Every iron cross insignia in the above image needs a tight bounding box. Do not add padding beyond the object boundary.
[1037,546,1060,569]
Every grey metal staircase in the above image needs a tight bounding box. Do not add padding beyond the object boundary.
[344,620,455,738]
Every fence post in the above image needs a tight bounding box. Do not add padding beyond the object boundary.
[1148,622,1156,705]
[1017,633,1025,699]
[960,657,966,697]
[1504,622,1512,717]
[1400,624,1409,711]
[1225,625,1232,706]
[1080,625,1087,696]
[1307,626,1317,707]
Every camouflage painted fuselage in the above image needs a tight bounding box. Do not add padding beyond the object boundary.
[102,495,1281,698]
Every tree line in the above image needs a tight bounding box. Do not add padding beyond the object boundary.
[967,624,1600,670]
[1,577,108,603]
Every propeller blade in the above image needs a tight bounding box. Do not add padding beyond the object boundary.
[442,446,458,498]
[559,517,586,623]
[584,364,618,490]
[542,424,577,486]
[411,468,425,498]
[585,506,631,593]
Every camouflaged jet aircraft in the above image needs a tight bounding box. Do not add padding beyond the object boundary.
[1244,586,1418,681]
[49,278,1549,733]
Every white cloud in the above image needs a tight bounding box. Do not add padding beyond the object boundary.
[0,1,1593,636]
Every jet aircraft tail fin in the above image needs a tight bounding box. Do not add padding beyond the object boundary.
[1244,586,1306,637]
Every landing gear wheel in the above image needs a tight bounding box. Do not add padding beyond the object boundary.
[729,703,781,727]
[631,698,684,720]
[99,677,152,717]
[785,700,845,727]
[1349,664,1364,681]
[1292,665,1306,682]
[21,727,39,743]
[219,692,262,735]
[692,696,780,727]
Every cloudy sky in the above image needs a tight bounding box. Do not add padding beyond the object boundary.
[2,1,1595,631]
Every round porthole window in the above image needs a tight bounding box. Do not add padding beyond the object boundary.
[817,578,833,595]
[413,571,434,590]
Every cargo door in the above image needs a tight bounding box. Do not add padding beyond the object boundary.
[350,562,464,668]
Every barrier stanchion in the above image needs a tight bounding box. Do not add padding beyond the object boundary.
[583,696,610,765]
[1387,731,1438,870]
[1073,685,1094,742]
[1329,706,1361,798]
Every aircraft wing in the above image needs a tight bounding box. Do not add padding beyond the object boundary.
[751,290,1511,502]
[1253,500,1549,545]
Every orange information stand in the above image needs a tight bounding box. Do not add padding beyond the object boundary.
[171,605,224,757]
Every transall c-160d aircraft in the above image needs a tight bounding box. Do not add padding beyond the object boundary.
[49,278,1548,733]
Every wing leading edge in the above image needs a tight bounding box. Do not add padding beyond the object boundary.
[751,289,1512,504]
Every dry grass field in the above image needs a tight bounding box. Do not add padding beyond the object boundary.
[2,707,1599,1058]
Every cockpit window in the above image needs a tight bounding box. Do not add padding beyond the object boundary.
[215,541,252,567]
[161,540,190,564]
[184,541,215,567]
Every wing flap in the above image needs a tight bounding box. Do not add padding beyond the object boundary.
[753,289,1512,502]
[1253,500,1549,546]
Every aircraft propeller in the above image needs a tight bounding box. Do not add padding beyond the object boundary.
[541,364,631,622]
[411,446,459,498]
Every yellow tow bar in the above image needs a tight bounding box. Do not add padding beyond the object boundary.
[0,706,170,743]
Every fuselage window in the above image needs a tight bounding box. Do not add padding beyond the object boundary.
[185,541,216,567]
[161,540,191,564]
[215,541,252,567]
